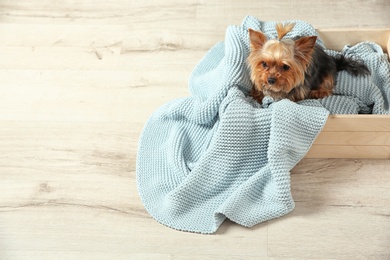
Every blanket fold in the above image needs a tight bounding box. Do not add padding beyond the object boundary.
[136,16,390,234]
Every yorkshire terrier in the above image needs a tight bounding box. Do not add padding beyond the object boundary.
[247,23,370,103]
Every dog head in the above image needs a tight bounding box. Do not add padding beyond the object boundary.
[247,23,317,99]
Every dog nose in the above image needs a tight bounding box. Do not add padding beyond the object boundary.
[267,77,276,84]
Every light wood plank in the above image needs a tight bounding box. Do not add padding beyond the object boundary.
[269,159,390,259]
[194,0,390,29]
[0,0,130,24]
[0,121,268,257]
[0,46,121,70]
[2,0,389,29]
[306,145,390,159]
[0,70,190,122]
[268,204,390,258]
[0,208,267,257]
[313,131,390,145]
[318,28,390,53]
[2,252,171,260]
[0,24,125,47]
[322,115,390,132]
[307,115,390,158]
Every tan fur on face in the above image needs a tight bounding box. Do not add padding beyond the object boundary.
[247,26,317,102]
[247,34,307,96]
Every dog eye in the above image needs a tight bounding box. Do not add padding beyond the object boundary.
[282,64,290,71]
[261,61,268,68]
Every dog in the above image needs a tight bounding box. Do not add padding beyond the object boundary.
[247,23,370,103]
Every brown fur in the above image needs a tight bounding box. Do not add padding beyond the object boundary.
[308,74,334,99]
[247,24,333,103]
[276,22,295,40]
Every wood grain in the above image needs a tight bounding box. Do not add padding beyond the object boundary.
[313,132,390,145]
[306,145,390,159]
[1,0,390,259]
[322,115,390,132]
[307,115,390,158]
[318,28,390,52]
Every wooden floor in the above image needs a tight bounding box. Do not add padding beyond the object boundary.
[1,1,390,259]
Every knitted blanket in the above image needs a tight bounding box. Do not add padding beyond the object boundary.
[136,16,390,234]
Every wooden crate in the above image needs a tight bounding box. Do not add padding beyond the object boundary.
[305,28,390,159]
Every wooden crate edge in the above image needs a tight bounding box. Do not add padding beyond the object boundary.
[317,28,390,54]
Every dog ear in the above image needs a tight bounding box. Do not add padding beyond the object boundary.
[294,36,317,64]
[248,29,267,51]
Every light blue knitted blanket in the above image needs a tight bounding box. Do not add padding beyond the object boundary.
[136,16,390,234]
